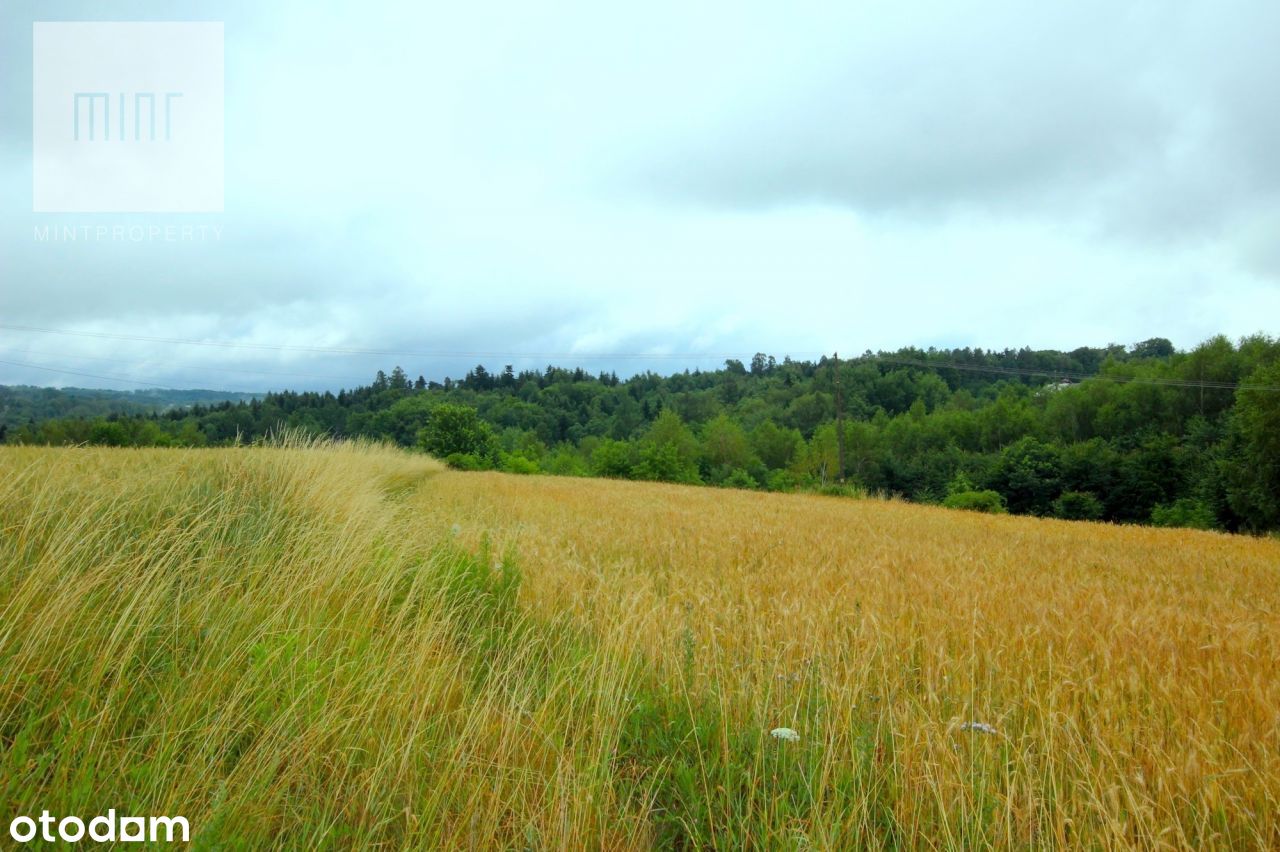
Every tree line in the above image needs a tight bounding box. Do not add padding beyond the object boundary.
[0,385,256,431]
[6,335,1279,533]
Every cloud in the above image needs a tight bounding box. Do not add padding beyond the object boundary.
[0,0,1276,391]
[622,1,1280,244]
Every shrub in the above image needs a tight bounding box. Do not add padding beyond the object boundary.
[590,439,636,478]
[444,452,489,471]
[945,470,975,496]
[722,468,757,490]
[1151,498,1218,530]
[1052,490,1104,521]
[764,469,799,492]
[500,453,540,475]
[811,482,865,498]
[633,443,701,485]
[943,490,1007,514]
[542,447,589,477]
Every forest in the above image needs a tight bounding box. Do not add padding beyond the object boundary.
[6,334,1279,532]
[0,384,255,429]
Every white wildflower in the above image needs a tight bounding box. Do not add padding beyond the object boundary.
[959,721,998,735]
[770,727,801,743]
[449,524,461,536]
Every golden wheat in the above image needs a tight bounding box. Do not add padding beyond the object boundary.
[2,445,1277,848]
[416,471,1280,849]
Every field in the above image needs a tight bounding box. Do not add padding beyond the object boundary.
[1,442,1278,849]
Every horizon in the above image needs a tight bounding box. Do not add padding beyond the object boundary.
[0,330,1249,395]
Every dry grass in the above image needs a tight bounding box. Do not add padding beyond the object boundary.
[417,471,1280,849]
[2,444,1278,848]
[0,443,644,848]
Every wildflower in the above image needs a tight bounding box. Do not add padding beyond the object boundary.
[449,524,461,536]
[959,721,997,735]
[770,727,800,743]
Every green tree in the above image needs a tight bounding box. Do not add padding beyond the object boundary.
[416,404,495,461]
[784,392,831,437]
[1224,360,1280,531]
[1151,498,1218,530]
[701,414,753,471]
[1130,337,1175,359]
[1052,491,1104,521]
[751,420,802,470]
[370,395,434,445]
[635,410,700,483]
[591,439,637,478]
[976,388,1039,451]
[988,437,1062,515]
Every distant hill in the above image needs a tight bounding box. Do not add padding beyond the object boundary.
[0,385,259,430]
[4,334,1279,532]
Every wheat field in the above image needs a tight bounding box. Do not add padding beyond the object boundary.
[2,443,1278,848]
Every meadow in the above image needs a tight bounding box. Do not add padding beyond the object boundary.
[1,441,1277,849]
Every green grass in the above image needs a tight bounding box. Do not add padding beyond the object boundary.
[1,440,803,848]
[0,442,627,847]
[3,440,1278,849]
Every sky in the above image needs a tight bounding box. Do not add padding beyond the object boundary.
[1,0,1279,391]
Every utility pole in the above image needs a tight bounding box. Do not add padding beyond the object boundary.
[833,352,846,484]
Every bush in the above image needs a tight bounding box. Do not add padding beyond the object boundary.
[590,439,636,478]
[943,490,1007,514]
[764,469,799,492]
[811,482,865,498]
[1052,490,1104,521]
[1151,498,1218,530]
[542,447,589,477]
[633,443,701,485]
[945,470,976,496]
[721,468,757,490]
[444,452,490,471]
[499,453,540,475]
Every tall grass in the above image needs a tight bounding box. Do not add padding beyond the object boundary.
[425,471,1280,849]
[2,443,1278,848]
[0,441,645,848]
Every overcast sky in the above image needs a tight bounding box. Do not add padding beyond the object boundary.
[2,0,1278,391]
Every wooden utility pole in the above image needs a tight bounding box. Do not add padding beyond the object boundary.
[833,352,846,484]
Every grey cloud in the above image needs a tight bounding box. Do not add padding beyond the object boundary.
[624,2,1280,244]
[1,0,1277,391]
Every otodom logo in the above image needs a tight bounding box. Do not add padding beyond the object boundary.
[33,22,223,212]
[8,810,189,844]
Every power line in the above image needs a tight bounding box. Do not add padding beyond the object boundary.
[0,358,181,389]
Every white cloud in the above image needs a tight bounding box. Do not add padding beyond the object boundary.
[0,0,1276,390]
